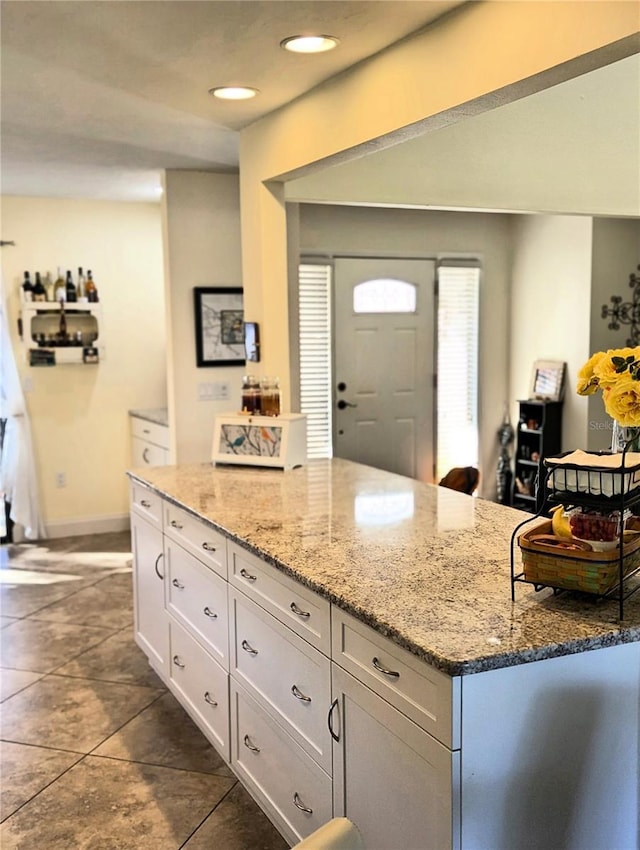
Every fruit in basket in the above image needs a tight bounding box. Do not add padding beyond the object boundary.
[568,510,619,542]
[550,505,573,539]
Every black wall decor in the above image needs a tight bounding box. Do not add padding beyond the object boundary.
[602,264,640,346]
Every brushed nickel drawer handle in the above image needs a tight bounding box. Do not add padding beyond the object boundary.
[293,792,312,814]
[140,499,152,508]
[172,655,185,668]
[170,520,183,529]
[142,448,150,463]
[241,639,258,656]
[243,734,260,753]
[291,684,311,703]
[372,657,400,678]
[290,601,310,619]
[240,568,256,582]
[202,542,217,552]
[203,606,217,619]
[172,578,184,589]
[204,691,218,707]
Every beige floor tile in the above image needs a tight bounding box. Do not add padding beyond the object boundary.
[0,754,235,850]
[1,617,117,673]
[28,572,133,630]
[183,783,288,850]
[0,572,105,618]
[1,673,163,752]
[0,741,81,821]
[0,667,44,702]
[94,691,233,776]
[1,616,18,629]
[55,626,164,688]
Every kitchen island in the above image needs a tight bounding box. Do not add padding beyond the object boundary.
[128,459,640,850]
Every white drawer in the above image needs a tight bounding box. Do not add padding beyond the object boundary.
[230,589,332,773]
[332,608,460,749]
[164,502,228,580]
[130,481,163,528]
[130,416,170,450]
[131,436,168,468]
[229,542,330,655]
[168,618,230,762]
[166,541,229,669]
[230,679,332,847]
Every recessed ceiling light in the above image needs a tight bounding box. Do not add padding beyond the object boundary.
[280,35,340,54]
[209,86,259,100]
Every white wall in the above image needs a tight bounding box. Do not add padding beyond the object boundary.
[510,215,593,452]
[298,204,513,499]
[588,218,640,450]
[162,171,244,464]
[1,196,166,536]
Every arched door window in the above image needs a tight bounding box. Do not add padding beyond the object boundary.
[353,278,417,313]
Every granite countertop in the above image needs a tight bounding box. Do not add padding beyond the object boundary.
[129,408,169,427]
[128,459,640,677]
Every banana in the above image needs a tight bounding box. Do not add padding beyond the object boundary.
[550,505,573,539]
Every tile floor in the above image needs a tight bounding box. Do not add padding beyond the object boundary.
[0,531,289,850]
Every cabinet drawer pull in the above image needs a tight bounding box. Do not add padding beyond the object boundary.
[172,655,185,668]
[172,578,184,589]
[143,428,151,434]
[170,519,183,529]
[142,448,150,463]
[240,567,256,582]
[140,499,152,508]
[290,601,310,619]
[241,639,258,656]
[243,734,260,753]
[202,542,217,552]
[204,691,218,707]
[372,656,400,678]
[328,698,340,742]
[293,792,313,814]
[154,553,164,580]
[203,606,217,619]
[291,684,311,703]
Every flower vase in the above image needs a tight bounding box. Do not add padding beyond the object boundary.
[610,420,640,454]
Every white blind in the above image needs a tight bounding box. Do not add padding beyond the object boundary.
[299,263,333,459]
[436,264,480,481]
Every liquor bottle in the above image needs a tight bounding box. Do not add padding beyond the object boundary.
[22,271,33,302]
[43,271,54,301]
[54,267,66,302]
[58,300,67,343]
[85,270,98,302]
[33,272,47,302]
[65,270,77,303]
[77,266,86,300]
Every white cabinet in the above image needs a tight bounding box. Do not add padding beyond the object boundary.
[130,415,170,467]
[130,505,168,677]
[332,664,460,850]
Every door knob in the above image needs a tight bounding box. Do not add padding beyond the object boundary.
[337,399,357,410]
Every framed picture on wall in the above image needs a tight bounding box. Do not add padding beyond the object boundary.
[530,359,566,402]
[194,287,244,367]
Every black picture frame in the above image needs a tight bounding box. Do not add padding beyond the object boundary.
[244,321,260,362]
[194,287,244,367]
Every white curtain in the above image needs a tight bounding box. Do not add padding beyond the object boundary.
[0,273,46,539]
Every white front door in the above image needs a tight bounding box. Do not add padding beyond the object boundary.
[333,257,435,481]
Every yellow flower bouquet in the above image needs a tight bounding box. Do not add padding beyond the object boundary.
[577,347,640,450]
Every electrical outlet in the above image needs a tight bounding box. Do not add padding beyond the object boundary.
[55,472,66,488]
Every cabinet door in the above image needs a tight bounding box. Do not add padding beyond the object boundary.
[131,435,168,468]
[131,510,168,678]
[332,665,460,850]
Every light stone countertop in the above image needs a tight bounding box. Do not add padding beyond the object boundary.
[129,408,169,427]
[128,458,640,677]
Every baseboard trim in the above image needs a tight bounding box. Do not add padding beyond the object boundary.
[43,514,131,540]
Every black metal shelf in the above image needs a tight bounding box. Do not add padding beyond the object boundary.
[510,448,640,620]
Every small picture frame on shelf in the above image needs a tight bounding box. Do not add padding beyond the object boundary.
[530,359,566,402]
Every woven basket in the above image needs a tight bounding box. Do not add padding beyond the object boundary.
[518,520,640,594]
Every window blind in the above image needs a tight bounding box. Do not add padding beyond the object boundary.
[436,264,480,481]
[298,263,333,459]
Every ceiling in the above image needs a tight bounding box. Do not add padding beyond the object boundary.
[1,0,638,216]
